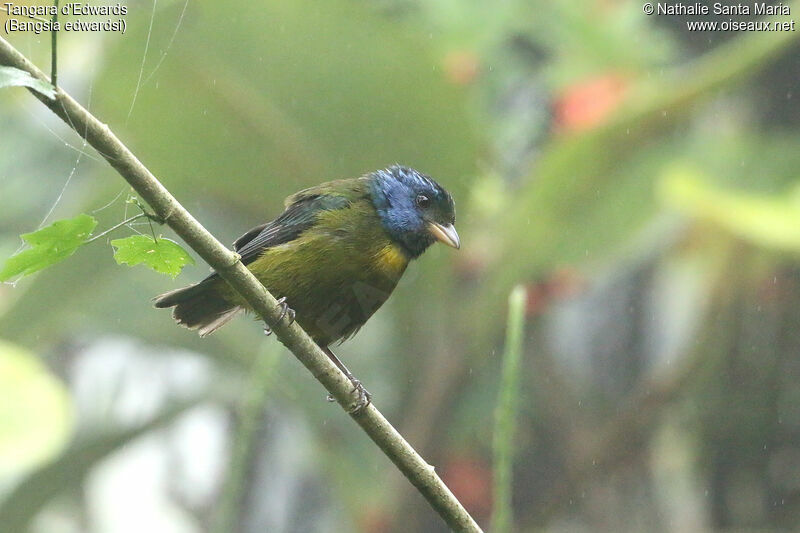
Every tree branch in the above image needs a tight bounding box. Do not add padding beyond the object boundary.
[0,35,481,532]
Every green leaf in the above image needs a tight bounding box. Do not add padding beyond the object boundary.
[0,214,97,282]
[0,66,56,99]
[111,235,194,279]
[0,338,73,479]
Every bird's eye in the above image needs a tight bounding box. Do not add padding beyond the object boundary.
[416,194,430,208]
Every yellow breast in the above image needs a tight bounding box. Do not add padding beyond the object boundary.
[374,243,409,277]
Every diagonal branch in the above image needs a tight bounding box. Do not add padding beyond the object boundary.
[0,35,481,532]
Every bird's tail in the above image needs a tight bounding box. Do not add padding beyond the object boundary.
[153,279,241,337]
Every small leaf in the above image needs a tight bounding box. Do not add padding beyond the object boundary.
[0,214,97,282]
[111,235,194,279]
[0,66,56,100]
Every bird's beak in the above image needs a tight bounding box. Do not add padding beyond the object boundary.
[427,222,460,249]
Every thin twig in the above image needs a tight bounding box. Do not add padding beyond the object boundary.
[51,1,58,87]
[130,196,163,241]
[0,35,482,533]
[83,213,146,243]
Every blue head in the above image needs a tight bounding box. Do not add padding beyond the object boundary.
[369,165,459,258]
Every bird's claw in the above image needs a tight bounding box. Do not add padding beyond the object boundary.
[265,298,296,335]
[324,379,371,413]
[348,378,372,414]
[276,297,296,324]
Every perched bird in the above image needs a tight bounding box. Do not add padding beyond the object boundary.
[154,165,459,401]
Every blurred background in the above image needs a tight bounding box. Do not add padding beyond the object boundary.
[2,0,800,531]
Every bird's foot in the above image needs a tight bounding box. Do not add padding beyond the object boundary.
[347,377,372,414]
[263,297,296,336]
[324,378,372,413]
[318,345,371,413]
[276,296,296,324]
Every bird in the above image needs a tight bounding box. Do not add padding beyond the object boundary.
[154,165,459,406]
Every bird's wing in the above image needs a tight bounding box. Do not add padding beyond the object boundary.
[233,193,351,265]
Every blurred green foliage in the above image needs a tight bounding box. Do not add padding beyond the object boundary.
[2,0,800,531]
[491,286,526,533]
[96,0,477,209]
[0,339,72,478]
[662,168,800,251]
